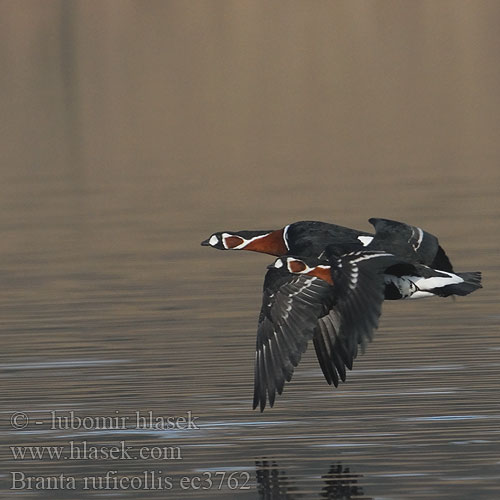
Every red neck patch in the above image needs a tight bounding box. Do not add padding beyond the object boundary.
[243,229,288,256]
[306,266,333,285]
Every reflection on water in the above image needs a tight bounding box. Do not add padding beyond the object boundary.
[320,463,369,500]
[256,460,370,499]
[1,1,500,499]
[256,460,300,499]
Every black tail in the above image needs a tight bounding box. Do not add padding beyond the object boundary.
[439,271,482,297]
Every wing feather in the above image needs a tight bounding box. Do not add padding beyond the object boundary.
[368,218,454,272]
[255,251,411,410]
[254,269,334,411]
[312,251,404,388]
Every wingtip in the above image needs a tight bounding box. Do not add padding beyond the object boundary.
[253,400,266,412]
[253,391,267,412]
[252,392,259,411]
[260,398,267,412]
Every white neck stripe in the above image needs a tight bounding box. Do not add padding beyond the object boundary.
[222,232,270,250]
[282,224,290,251]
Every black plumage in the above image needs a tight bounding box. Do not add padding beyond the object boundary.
[201,218,482,411]
[253,251,409,411]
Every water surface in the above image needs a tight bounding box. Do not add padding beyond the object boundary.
[1,2,499,498]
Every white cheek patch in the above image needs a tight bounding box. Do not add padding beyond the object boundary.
[358,236,373,246]
[274,259,284,268]
[209,235,219,246]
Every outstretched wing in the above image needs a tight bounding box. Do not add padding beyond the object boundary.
[313,308,350,387]
[313,251,409,388]
[254,268,334,411]
[368,218,454,272]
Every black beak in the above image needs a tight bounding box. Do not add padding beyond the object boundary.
[201,238,210,246]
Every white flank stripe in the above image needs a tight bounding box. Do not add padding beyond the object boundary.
[408,290,435,299]
[350,252,393,264]
[358,236,374,246]
[414,227,424,249]
[412,274,464,290]
[385,272,464,299]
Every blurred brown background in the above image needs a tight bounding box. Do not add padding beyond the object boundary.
[1,1,499,499]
